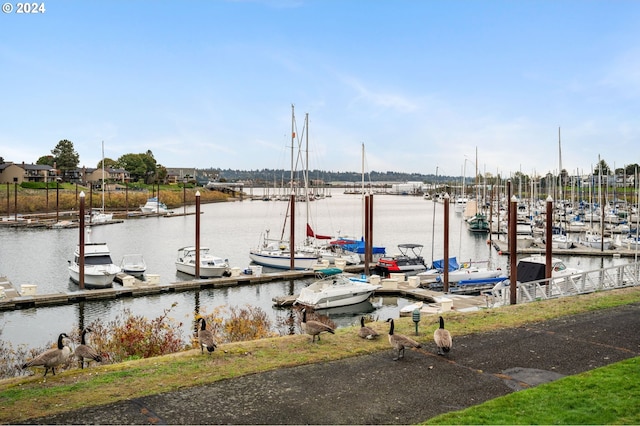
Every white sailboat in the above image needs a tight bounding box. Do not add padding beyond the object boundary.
[87,141,113,224]
[249,105,321,270]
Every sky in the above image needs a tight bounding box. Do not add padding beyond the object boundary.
[1,0,639,179]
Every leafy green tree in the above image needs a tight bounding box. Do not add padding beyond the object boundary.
[593,159,610,176]
[97,157,118,169]
[117,152,157,183]
[36,155,55,166]
[51,140,79,171]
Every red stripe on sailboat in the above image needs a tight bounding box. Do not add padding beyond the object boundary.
[306,224,331,240]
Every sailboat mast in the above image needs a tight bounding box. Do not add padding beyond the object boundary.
[101,140,105,211]
[558,127,563,201]
[290,104,295,195]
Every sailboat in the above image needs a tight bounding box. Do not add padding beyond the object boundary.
[87,141,113,224]
[248,106,321,270]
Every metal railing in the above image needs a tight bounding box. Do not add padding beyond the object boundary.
[483,262,640,307]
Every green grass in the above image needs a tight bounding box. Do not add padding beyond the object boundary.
[426,357,640,425]
[1,287,639,424]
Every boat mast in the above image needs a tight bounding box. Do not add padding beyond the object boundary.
[101,140,105,211]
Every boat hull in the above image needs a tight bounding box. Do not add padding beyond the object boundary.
[295,276,380,309]
[175,263,228,278]
[68,265,119,289]
[249,251,319,270]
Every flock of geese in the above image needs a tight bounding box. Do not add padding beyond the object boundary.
[21,313,452,377]
[21,328,102,377]
[301,308,452,361]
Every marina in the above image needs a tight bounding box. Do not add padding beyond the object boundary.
[1,192,639,350]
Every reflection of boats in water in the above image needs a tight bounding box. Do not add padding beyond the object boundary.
[315,300,375,317]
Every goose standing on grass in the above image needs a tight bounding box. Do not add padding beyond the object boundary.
[301,308,335,343]
[386,318,421,361]
[22,332,72,377]
[358,316,380,340]
[434,316,452,356]
[74,327,102,369]
[197,317,217,354]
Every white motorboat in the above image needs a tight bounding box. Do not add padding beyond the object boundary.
[140,197,173,214]
[295,271,381,309]
[517,254,583,281]
[175,246,230,278]
[68,242,121,289]
[443,264,505,283]
[119,254,147,277]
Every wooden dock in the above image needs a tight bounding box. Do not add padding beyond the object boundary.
[0,265,368,311]
[489,239,640,257]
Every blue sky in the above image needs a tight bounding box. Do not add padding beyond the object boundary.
[1,0,639,178]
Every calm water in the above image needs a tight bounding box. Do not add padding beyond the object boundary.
[0,192,616,349]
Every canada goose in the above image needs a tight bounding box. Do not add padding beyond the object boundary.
[358,316,380,340]
[197,317,217,354]
[22,332,72,376]
[301,308,335,343]
[74,328,102,369]
[386,318,421,361]
[434,316,452,355]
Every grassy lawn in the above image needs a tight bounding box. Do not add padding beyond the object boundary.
[426,356,640,424]
[0,286,639,424]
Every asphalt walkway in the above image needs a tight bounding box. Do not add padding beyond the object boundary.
[25,303,640,425]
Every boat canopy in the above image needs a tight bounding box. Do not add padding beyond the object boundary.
[430,257,459,271]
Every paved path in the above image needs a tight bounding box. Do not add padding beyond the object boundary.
[26,303,640,425]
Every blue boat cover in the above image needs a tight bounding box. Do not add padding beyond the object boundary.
[431,257,459,271]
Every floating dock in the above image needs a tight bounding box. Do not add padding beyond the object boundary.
[0,265,368,311]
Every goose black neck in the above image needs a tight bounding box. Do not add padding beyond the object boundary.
[57,333,65,349]
[388,319,394,335]
[439,316,445,329]
[302,309,307,323]
[200,318,206,330]
[81,329,87,345]
[360,317,365,327]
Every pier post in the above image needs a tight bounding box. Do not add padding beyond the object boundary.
[443,193,450,293]
[195,191,201,279]
[546,195,553,297]
[79,191,85,289]
[509,194,517,304]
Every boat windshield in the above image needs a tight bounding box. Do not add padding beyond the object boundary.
[85,255,114,265]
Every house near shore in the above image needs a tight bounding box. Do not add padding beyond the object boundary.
[0,162,56,184]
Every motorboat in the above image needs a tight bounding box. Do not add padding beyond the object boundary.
[374,244,427,278]
[441,263,505,283]
[175,246,230,278]
[516,254,583,281]
[119,254,147,277]
[295,270,381,309]
[466,213,490,233]
[140,197,173,215]
[68,242,121,289]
